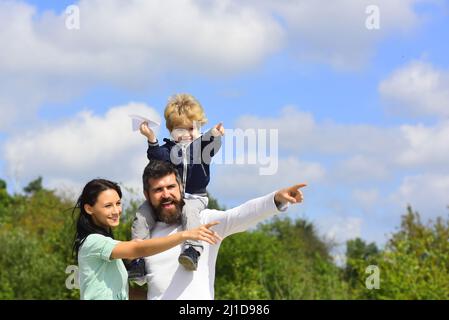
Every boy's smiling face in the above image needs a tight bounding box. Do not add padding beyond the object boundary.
[171,120,200,143]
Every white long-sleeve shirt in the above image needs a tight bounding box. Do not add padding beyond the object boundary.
[142,191,287,300]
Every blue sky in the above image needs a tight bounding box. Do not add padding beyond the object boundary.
[1,0,448,253]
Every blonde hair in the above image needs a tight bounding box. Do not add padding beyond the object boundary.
[164,94,208,131]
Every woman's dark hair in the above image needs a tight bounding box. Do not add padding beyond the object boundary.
[72,179,122,260]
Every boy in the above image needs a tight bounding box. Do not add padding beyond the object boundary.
[133,93,224,271]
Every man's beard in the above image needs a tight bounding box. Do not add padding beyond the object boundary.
[151,197,185,225]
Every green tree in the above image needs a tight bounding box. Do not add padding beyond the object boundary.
[345,238,379,288]
[0,179,13,219]
[0,178,79,299]
[216,217,350,299]
[23,176,43,194]
[3,176,448,300]
[0,229,73,299]
[207,192,225,210]
[350,206,449,299]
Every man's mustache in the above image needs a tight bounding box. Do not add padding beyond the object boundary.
[152,196,184,224]
[159,196,177,204]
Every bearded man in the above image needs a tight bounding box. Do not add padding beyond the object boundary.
[132,160,306,300]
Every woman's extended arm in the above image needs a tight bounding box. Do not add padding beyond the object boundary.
[111,222,221,260]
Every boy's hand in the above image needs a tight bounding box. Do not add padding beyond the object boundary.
[274,183,307,207]
[211,122,225,137]
[139,122,156,143]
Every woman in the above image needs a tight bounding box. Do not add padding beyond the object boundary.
[73,178,220,300]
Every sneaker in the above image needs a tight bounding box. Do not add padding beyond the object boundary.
[178,246,200,271]
[125,258,146,279]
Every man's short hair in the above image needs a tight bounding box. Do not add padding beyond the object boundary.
[142,160,182,193]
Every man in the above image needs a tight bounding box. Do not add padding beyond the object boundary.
[132,160,306,300]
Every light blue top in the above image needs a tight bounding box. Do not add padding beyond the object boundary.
[78,234,128,300]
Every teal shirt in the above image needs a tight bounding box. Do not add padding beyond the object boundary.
[78,234,128,300]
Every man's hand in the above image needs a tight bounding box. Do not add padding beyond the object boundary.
[139,122,156,143]
[274,183,307,207]
[211,122,225,137]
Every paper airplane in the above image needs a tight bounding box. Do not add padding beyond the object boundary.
[129,114,160,131]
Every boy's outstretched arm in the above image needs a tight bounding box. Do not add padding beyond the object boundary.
[200,122,224,159]
[139,122,171,161]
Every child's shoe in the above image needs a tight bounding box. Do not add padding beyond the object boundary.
[178,246,200,271]
[125,258,146,279]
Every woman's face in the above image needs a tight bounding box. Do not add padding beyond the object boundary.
[84,189,122,229]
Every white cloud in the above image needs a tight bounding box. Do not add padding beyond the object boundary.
[352,188,380,211]
[0,0,284,130]
[379,61,449,118]
[235,106,405,157]
[235,105,449,177]
[391,173,449,218]
[1,0,425,78]
[0,96,19,130]
[333,156,389,184]
[0,0,435,130]
[1,0,283,78]
[229,105,449,244]
[3,102,160,193]
[396,120,449,168]
[320,215,362,244]
[250,0,426,70]
[209,157,325,205]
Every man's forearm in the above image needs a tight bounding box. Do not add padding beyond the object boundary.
[216,192,286,238]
